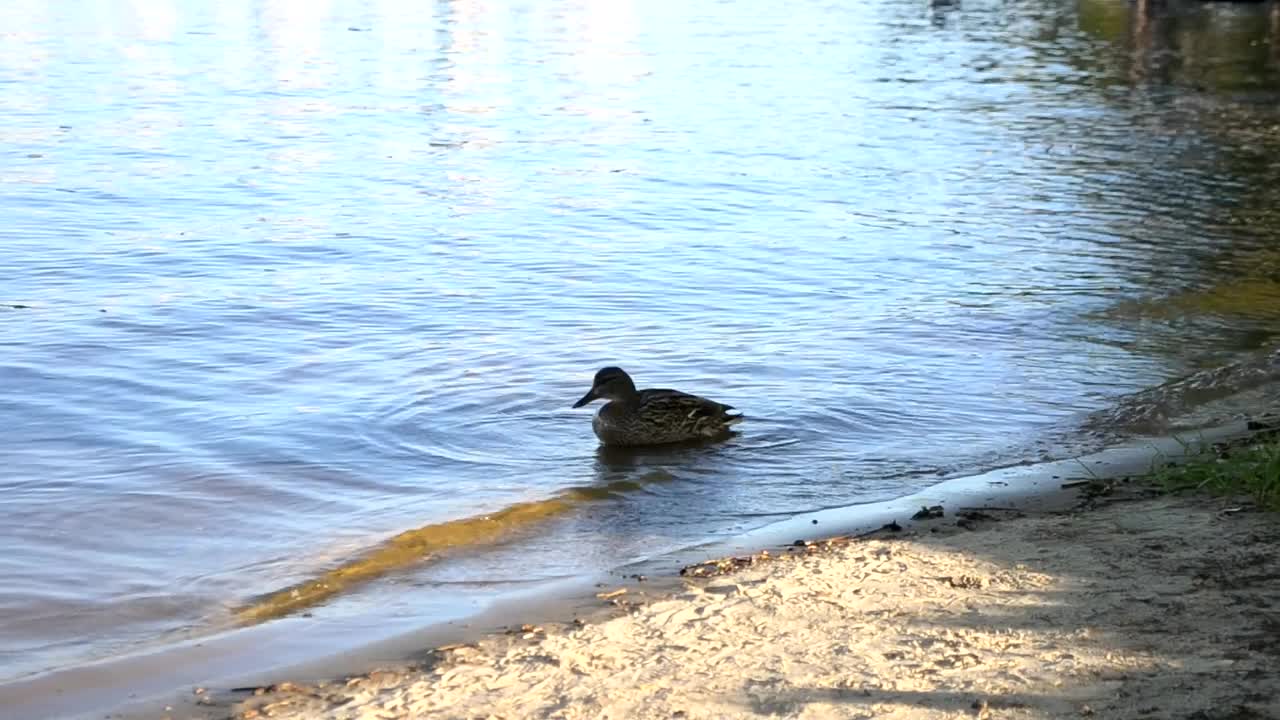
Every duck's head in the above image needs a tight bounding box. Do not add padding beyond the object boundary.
[572,366,637,408]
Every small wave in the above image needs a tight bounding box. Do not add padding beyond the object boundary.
[1086,344,1280,435]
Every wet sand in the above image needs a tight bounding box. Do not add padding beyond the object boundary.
[204,465,1280,719]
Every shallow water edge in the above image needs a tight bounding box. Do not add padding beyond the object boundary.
[4,413,1273,720]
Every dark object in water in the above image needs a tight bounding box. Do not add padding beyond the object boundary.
[571,366,743,446]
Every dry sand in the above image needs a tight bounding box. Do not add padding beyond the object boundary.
[225,486,1280,720]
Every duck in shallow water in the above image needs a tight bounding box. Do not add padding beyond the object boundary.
[571,366,743,446]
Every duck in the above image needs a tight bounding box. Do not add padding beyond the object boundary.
[571,366,743,446]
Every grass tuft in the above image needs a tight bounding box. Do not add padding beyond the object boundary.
[1153,436,1280,511]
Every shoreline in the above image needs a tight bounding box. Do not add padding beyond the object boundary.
[0,417,1270,720]
[61,419,1275,720]
[215,432,1280,719]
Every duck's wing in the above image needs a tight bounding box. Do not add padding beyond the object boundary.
[637,388,743,425]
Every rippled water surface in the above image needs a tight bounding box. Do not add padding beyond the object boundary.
[3,0,1280,682]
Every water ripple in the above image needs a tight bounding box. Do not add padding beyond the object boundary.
[2,0,1280,683]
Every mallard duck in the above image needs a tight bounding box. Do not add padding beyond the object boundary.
[571,366,743,446]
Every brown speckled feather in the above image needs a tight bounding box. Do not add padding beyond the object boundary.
[592,388,743,446]
[573,367,743,446]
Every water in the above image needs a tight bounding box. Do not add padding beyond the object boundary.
[3,0,1280,684]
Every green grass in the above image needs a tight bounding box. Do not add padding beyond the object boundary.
[1153,436,1280,511]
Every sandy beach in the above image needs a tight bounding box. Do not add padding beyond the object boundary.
[216,477,1280,720]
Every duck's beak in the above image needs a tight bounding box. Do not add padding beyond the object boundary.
[572,387,599,408]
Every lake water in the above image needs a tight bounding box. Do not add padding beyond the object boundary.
[3,0,1280,685]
